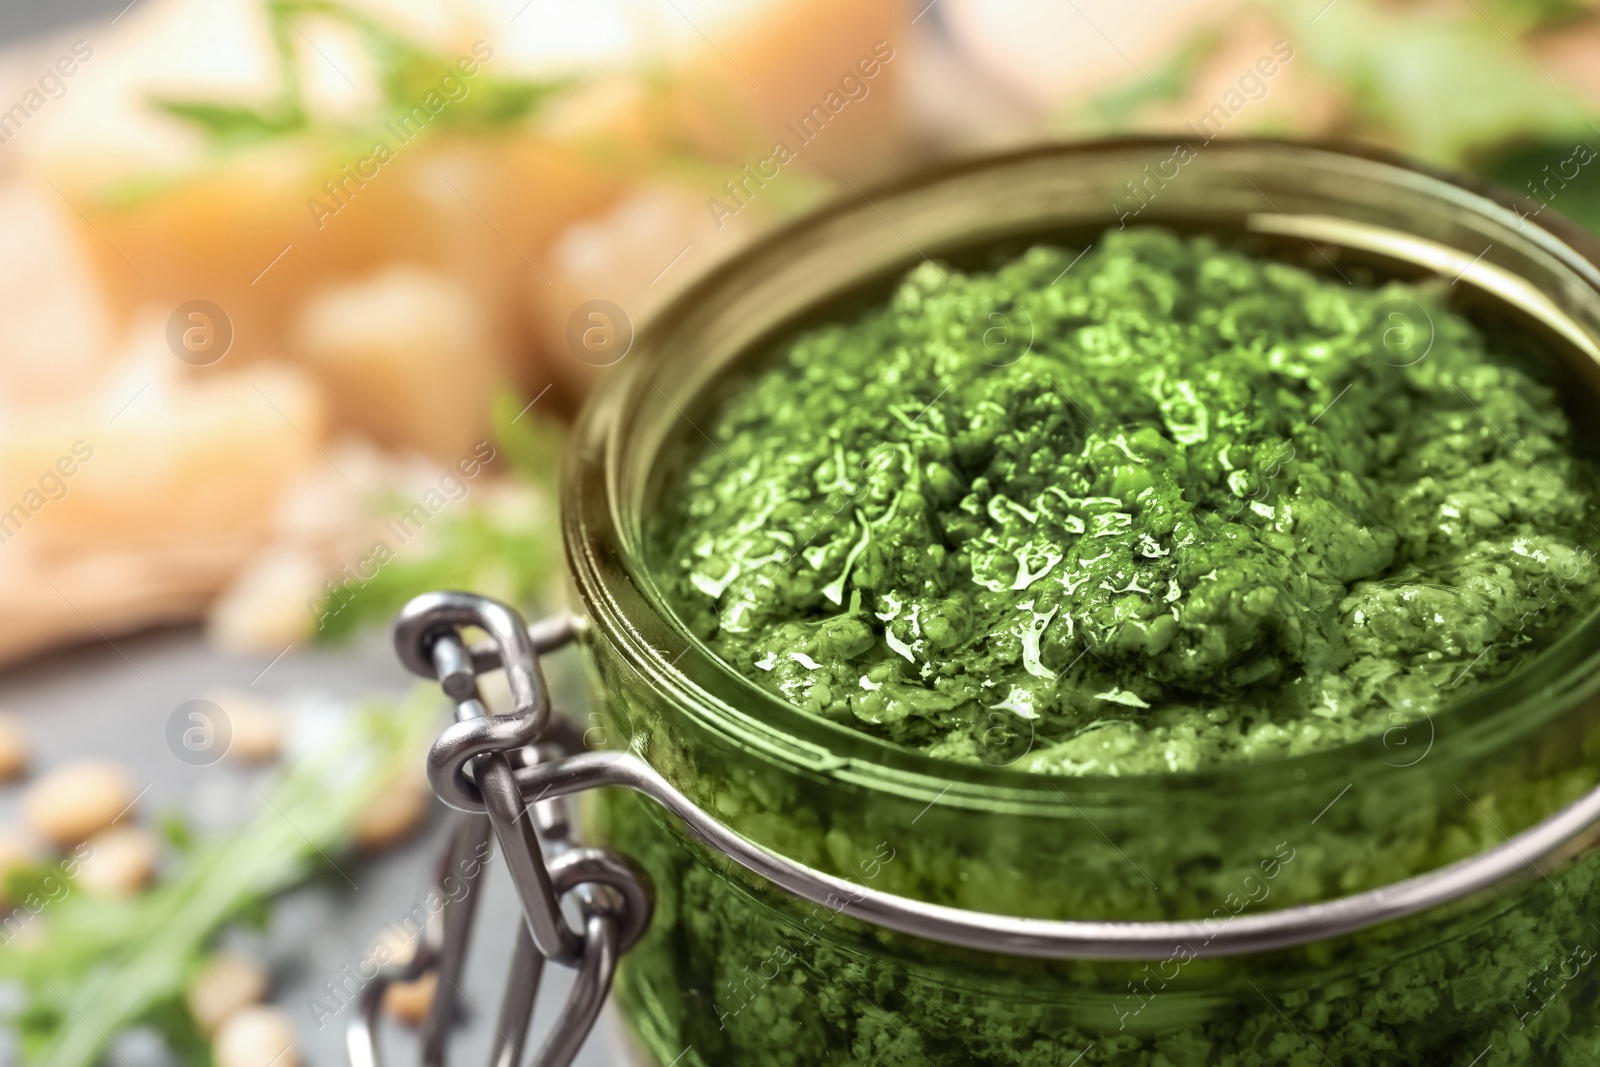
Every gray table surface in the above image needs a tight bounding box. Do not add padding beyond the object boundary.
[0,1,127,43]
[0,625,626,1067]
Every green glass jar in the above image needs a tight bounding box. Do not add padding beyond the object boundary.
[562,141,1600,1066]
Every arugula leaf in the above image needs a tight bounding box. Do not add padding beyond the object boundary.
[1483,0,1591,32]
[451,78,576,131]
[488,388,564,492]
[153,0,570,150]
[149,100,307,149]
[1264,0,1593,166]
[313,390,562,642]
[141,997,214,1067]
[0,691,444,1067]
[314,501,558,642]
[1074,0,1597,174]
[1066,29,1219,134]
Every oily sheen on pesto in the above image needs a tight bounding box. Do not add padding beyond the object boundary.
[657,228,1600,773]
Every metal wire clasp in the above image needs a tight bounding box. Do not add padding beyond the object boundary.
[349,592,652,1067]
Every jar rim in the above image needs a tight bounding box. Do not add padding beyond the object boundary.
[563,137,1600,810]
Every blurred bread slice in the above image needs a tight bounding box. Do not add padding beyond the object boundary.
[290,264,506,457]
[0,182,111,408]
[0,317,327,664]
[22,0,627,416]
[21,0,916,448]
[669,0,915,182]
[526,183,761,406]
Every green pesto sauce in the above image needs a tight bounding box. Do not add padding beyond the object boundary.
[657,228,1600,774]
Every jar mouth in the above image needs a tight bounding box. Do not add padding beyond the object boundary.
[564,137,1600,810]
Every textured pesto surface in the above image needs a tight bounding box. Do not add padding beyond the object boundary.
[657,228,1600,773]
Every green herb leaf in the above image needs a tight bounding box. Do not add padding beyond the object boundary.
[149,100,307,148]
[0,691,444,1067]
[312,389,562,641]
[154,0,570,151]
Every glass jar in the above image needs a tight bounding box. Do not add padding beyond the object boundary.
[561,140,1600,1066]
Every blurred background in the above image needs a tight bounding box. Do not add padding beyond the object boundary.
[0,1,1596,1065]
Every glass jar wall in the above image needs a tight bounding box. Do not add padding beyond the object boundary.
[562,141,1600,1066]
